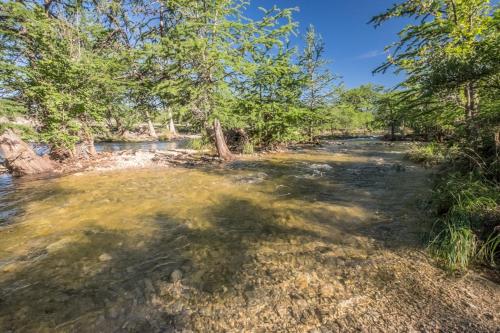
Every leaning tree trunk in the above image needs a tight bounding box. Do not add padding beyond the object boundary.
[0,130,54,176]
[145,111,158,139]
[213,118,233,161]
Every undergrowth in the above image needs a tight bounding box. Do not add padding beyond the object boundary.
[409,143,499,271]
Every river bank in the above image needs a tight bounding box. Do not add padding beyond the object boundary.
[0,140,498,332]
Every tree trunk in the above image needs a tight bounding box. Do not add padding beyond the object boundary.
[115,116,124,135]
[390,122,395,141]
[213,118,233,161]
[168,108,177,136]
[85,134,96,157]
[0,130,54,176]
[464,82,477,119]
[81,126,96,157]
[464,82,479,146]
[495,130,499,181]
[145,111,157,139]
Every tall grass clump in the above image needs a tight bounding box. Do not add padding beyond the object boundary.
[186,137,211,151]
[406,142,446,166]
[429,172,499,271]
[242,142,254,154]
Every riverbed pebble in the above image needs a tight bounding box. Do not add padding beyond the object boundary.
[98,253,113,262]
[171,269,183,282]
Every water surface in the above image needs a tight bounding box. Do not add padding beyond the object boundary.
[0,140,435,332]
[94,139,190,153]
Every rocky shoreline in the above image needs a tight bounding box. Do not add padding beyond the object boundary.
[0,139,404,178]
[52,149,221,175]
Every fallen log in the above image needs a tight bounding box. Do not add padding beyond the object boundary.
[0,129,54,176]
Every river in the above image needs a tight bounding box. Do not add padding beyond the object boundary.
[0,139,498,332]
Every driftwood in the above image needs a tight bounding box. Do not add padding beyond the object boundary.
[0,130,54,176]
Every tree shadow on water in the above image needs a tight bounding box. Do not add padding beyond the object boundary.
[208,155,431,251]
[152,195,333,292]
[0,173,83,227]
[0,195,331,332]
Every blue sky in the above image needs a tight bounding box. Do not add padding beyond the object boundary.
[247,0,409,88]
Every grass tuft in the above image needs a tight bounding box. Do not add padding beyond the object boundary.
[428,172,499,271]
[242,142,254,154]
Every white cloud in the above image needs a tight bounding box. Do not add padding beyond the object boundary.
[357,50,387,59]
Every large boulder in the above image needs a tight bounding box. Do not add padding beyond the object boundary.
[0,129,54,176]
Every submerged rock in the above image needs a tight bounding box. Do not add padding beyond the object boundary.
[308,164,333,171]
[391,163,406,172]
[46,237,78,253]
[233,172,268,184]
[99,253,113,262]
[171,269,183,283]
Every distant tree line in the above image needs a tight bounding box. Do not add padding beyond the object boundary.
[0,0,497,164]
[0,0,391,160]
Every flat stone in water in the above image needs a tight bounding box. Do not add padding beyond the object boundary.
[170,269,183,283]
[308,163,333,171]
[233,172,268,184]
[99,253,113,262]
[46,237,78,253]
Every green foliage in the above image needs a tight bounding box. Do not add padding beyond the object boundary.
[0,1,129,154]
[299,25,338,140]
[0,0,389,157]
[0,122,38,141]
[326,84,380,134]
[477,232,500,267]
[0,99,26,119]
[329,104,374,133]
[230,6,305,146]
[372,0,499,144]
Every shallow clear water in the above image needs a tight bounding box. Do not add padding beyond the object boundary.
[94,139,190,153]
[0,140,430,331]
